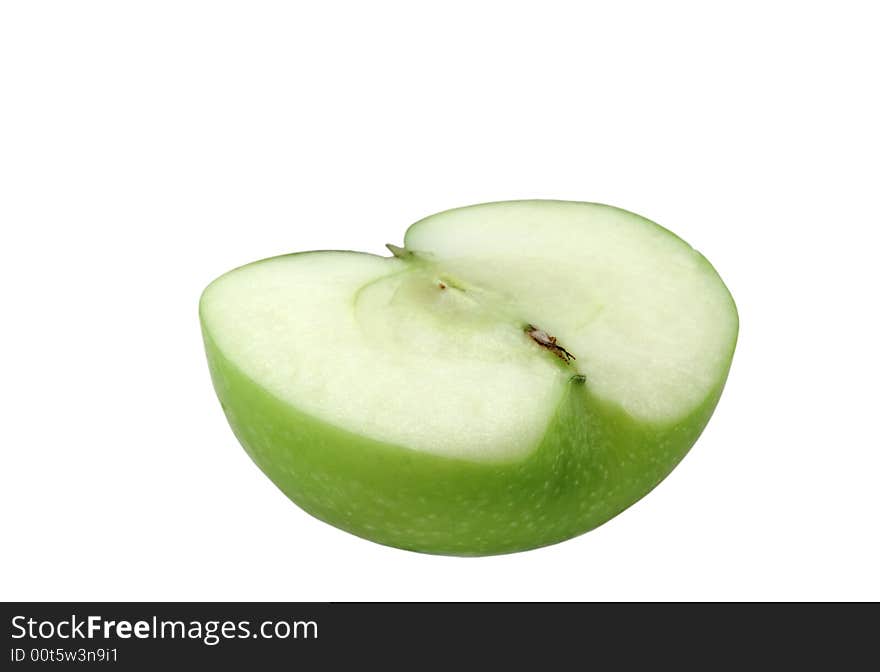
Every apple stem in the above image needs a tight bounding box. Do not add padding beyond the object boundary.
[386,244,412,259]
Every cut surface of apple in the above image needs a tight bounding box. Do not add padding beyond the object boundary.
[200,201,738,555]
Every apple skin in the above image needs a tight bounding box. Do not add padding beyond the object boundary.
[201,320,734,556]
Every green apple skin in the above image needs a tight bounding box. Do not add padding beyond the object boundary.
[201,312,735,556]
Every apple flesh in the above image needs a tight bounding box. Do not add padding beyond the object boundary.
[200,201,738,555]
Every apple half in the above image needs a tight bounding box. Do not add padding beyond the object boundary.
[200,201,738,555]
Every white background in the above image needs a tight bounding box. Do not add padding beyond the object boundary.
[2,2,878,601]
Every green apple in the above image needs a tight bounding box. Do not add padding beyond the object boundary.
[200,200,738,555]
